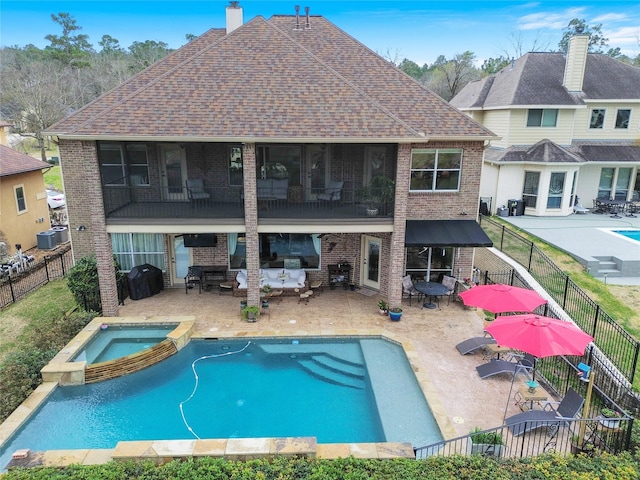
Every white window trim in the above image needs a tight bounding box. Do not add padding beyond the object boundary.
[526,109,558,128]
[14,184,27,214]
[410,148,463,192]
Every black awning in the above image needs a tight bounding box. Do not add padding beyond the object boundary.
[405,220,493,247]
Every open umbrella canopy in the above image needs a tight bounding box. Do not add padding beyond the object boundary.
[458,284,546,314]
[484,314,594,358]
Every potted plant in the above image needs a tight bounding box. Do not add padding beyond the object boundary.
[600,407,621,429]
[262,283,272,294]
[570,435,596,456]
[468,427,504,457]
[388,306,402,321]
[241,305,260,322]
[358,175,395,216]
[377,300,388,315]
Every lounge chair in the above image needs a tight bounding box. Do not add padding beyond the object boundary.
[505,387,584,437]
[456,336,497,355]
[476,353,535,379]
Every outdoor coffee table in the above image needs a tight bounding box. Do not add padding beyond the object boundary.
[413,281,450,309]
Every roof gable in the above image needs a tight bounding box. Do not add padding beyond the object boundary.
[48,15,492,141]
[452,52,640,109]
[0,145,50,177]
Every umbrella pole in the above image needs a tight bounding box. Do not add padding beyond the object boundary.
[502,365,521,423]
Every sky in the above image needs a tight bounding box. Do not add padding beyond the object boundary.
[1,0,639,65]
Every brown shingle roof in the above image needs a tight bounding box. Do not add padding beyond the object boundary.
[0,145,50,177]
[47,15,493,141]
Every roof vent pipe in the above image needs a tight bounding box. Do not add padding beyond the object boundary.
[305,6,311,29]
[294,5,301,30]
[226,1,243,34]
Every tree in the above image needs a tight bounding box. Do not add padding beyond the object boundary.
[398,58,427,80]
[44,12,94,68]
[128,40,172,71]
[481,56,510,75]
[98,35,124,54]
[425,51,481,101]
[558,19,609,53]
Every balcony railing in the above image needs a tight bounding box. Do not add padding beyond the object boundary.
[102,184,394,221]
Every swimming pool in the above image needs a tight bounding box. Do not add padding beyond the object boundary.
[612,229,640,243]
[73,325,177,364]
[0,337,442,467]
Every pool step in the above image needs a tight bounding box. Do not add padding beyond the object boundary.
[85,339,177,383]
[297,358,366,389]
[309,354,366,379]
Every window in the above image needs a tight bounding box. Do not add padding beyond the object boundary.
[547,172,565,209]
[526,109,558,127]
[256,145,301,185]
[522,172,540,208]
[111,233,164,271]
[590,109,605,129]
[598,168,614,199]
[615,109,631,129]
[615,168,632,201]
[228,145,243,186]
[410,148,462,191]
[98,143,149,185]
[228,233,320,270]
[405,247,454,282]
[14,185,26,213]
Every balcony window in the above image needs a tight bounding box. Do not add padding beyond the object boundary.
[526,109,558,127]
[410,148,462,192]
[111,233,164,271]
[256,145,301,185]
[98,142,149,186]
[522,171,540,208]
[590,109,605,129]
[228,145,243,186]
[615,109,631,129]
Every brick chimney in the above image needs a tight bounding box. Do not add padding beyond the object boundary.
[226,1,243,34]
[562,34,589,92]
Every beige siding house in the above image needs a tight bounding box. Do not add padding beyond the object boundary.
[45,5,495,315]
[0,145,51,251]
[452,35,640,217]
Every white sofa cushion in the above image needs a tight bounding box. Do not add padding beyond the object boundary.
[235,268,306,289]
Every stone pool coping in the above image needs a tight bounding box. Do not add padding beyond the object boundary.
[2,315,456,469]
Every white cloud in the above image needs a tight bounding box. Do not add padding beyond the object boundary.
[591,13,628,23]
[606,26,640,46]
[518,7,585,30]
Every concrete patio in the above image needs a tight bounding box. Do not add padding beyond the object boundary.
[115,285,544,442]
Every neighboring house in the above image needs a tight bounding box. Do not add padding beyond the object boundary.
[0,145,51,250]
[451,35,640,217]
[45,4,495,316]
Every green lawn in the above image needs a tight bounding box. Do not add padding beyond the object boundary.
[44,165,64,191]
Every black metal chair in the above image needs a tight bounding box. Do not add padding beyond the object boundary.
[185,266,202,294]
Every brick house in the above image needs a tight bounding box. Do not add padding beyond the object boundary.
[46,4,494,315]
[451,35,640,217]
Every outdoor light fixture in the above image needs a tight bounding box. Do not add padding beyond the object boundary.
[76,225,86,231]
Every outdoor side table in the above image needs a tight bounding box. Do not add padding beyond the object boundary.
[514,386,548,411]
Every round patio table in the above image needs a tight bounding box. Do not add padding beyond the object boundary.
[413,281,450,309]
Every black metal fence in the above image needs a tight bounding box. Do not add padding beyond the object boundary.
[479,216,640,385]
[415,416,632,459]
[0,246,72,309]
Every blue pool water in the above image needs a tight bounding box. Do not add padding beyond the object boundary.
[613,229,640,242]
[0,337,442,468]
[74,325,177,364]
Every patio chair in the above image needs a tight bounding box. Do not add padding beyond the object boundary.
[317,180,344,207]
[505,387,584,437]
[402,274,423,306]
[186,179,211,204]
[441,275,457,305]
[455,336,497,355]
[476,353,535,379]
[184,266,202,294]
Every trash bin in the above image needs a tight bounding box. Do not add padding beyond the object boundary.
[497,206,509,217]
[127,264,164,300]
[36,231,58,250]
[508,199,525,216]
[51,226,69,244]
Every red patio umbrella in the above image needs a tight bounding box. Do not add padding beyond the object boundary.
[484,314,594,358]
[458,284,546,315]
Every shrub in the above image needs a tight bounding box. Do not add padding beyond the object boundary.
[67,255,124,313]
[469,427,504,445]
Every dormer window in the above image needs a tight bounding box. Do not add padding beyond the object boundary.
[615,109,630,129]
[590,109,605,129]
[526,109,557,127]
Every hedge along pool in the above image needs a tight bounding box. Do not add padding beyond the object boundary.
[0,337,442,467]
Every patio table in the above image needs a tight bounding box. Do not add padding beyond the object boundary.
[413,281,450,309]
